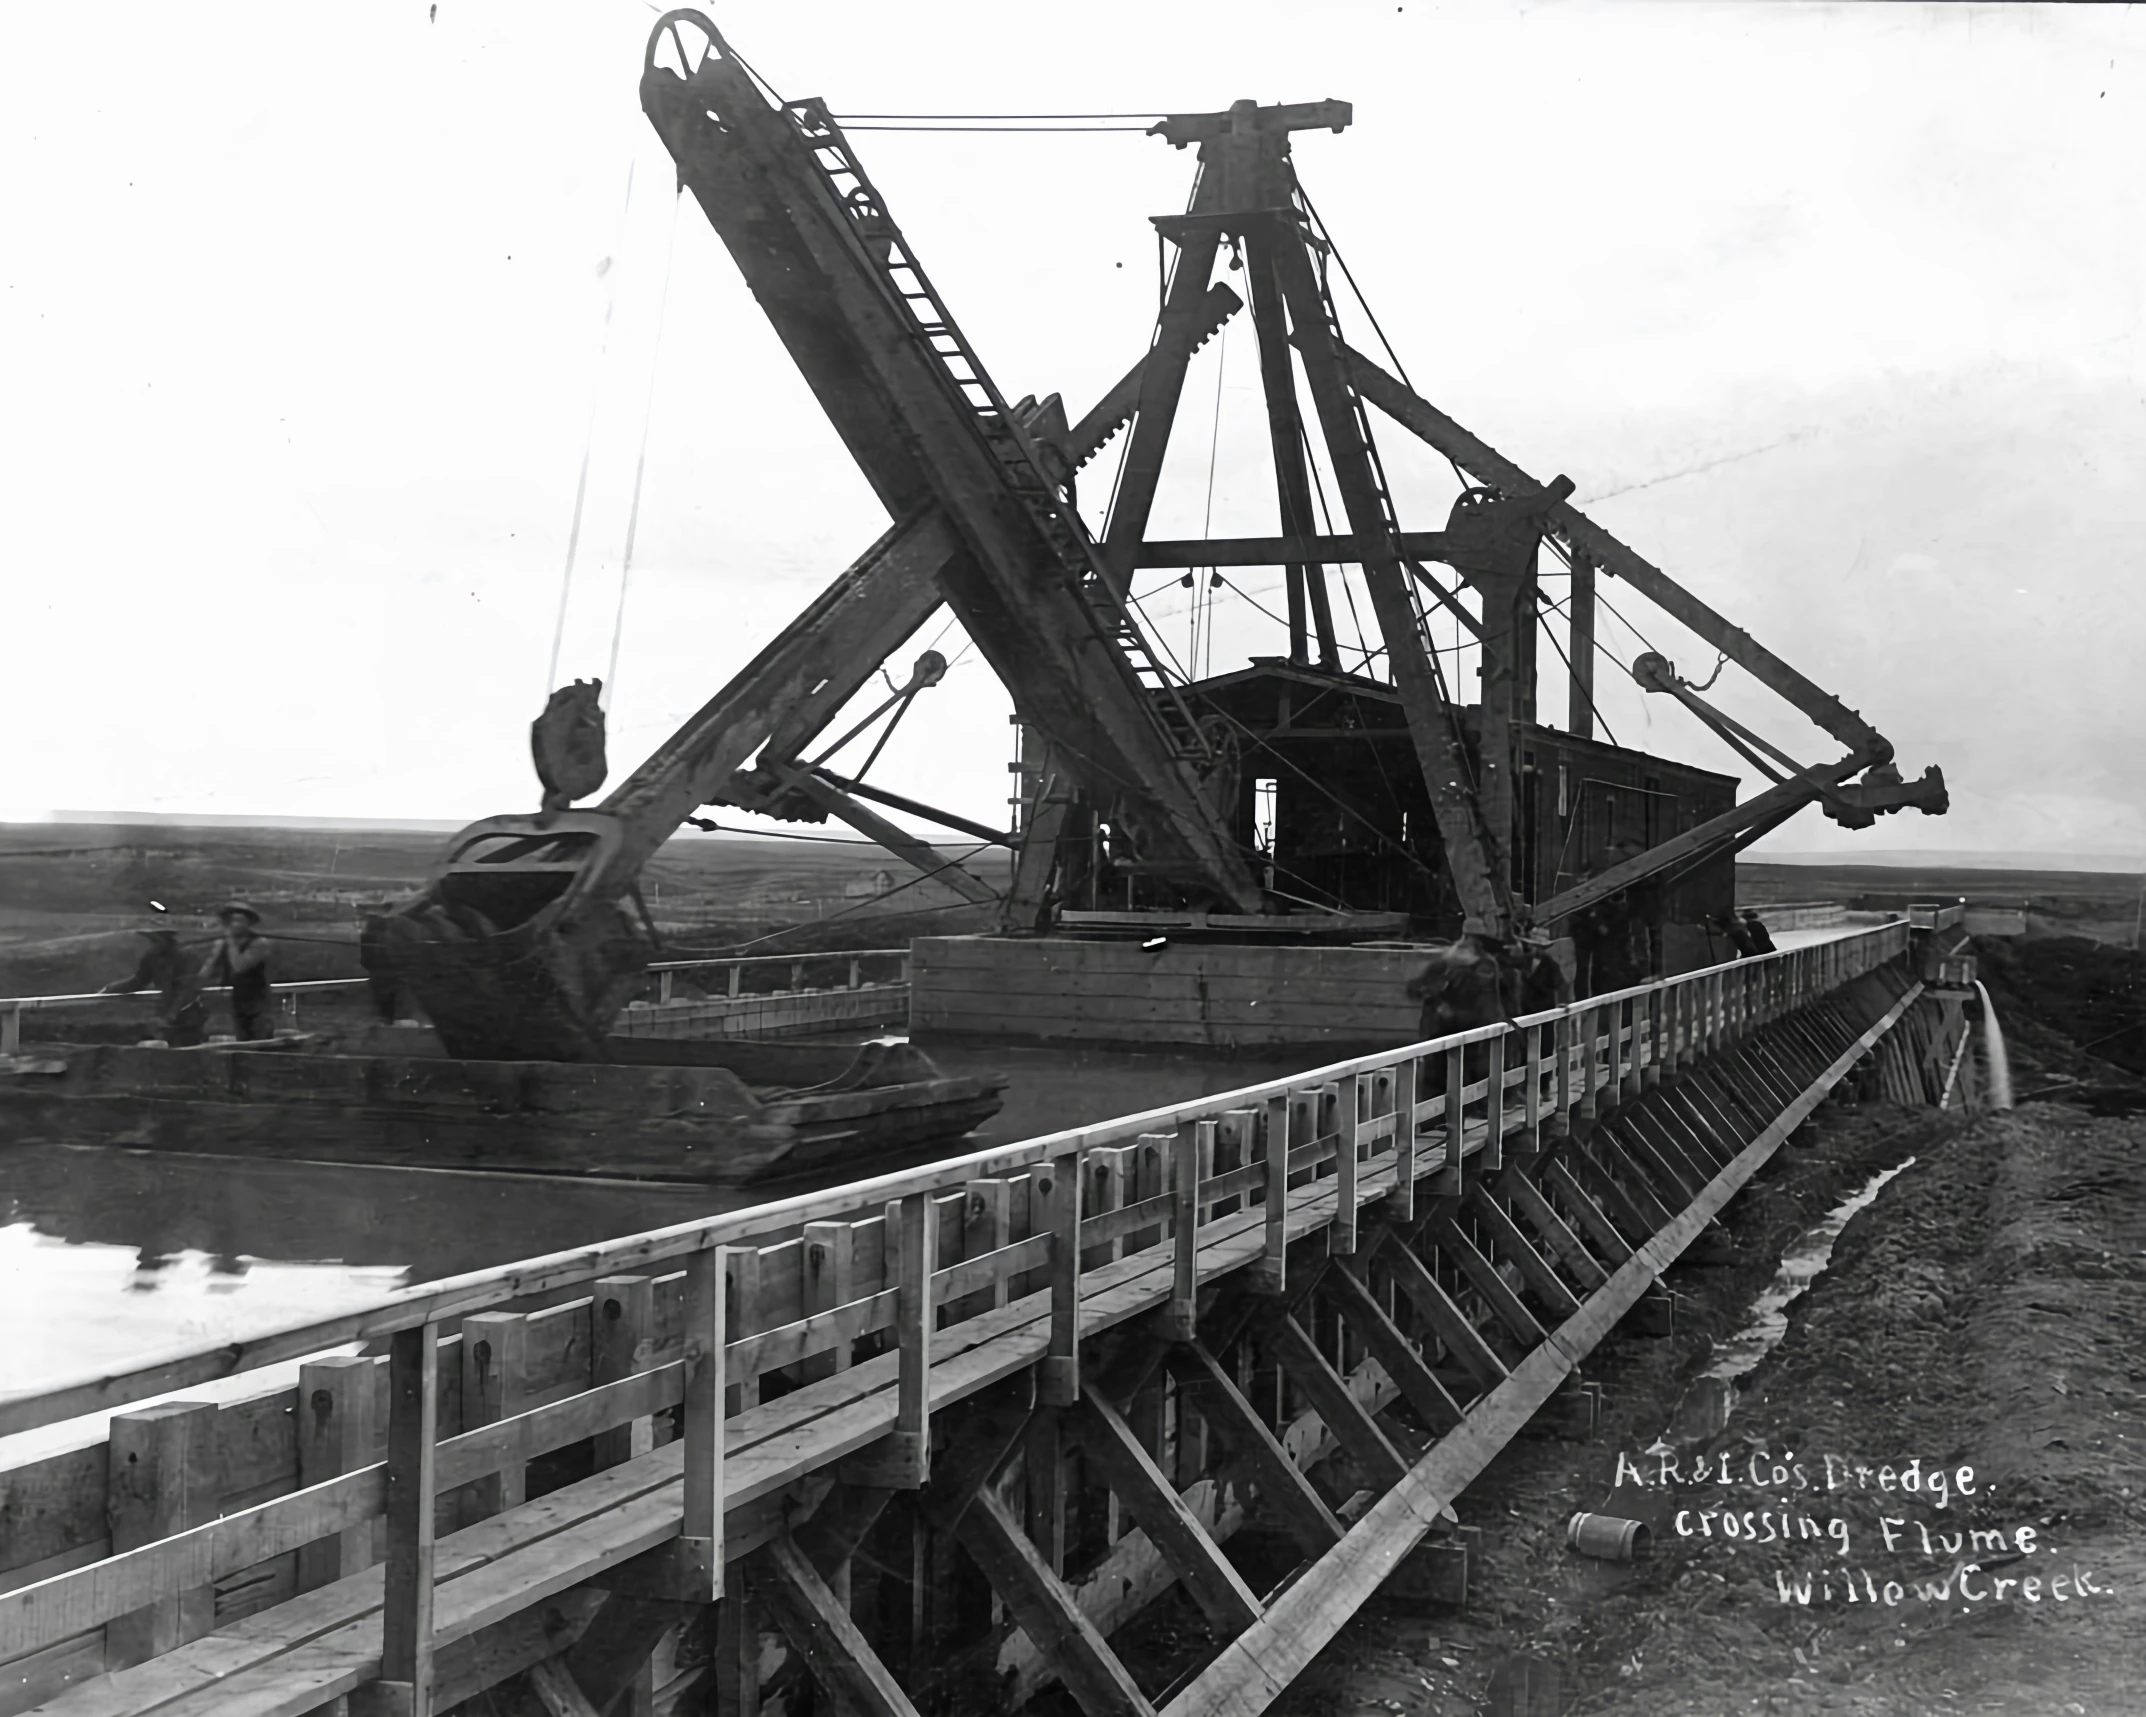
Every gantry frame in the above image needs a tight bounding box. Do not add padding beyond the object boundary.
[365,9,1943,1058]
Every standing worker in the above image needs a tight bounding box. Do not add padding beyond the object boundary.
[1740,908,1777,955]
[1405,933,1512,1040]
[203,902,275,1041]
[1567,852,1615,997]
[1616,839,1667,981]
[100,918,208,1046]
[1709,911,1757,959]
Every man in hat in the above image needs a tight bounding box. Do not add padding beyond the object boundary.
[1570,848,1646,997]
[1740,908,1776,955]
[1703,910,1750,959]
[101,917,208,1046]
[202,902,275,1041]
[1406,932,1512,1041]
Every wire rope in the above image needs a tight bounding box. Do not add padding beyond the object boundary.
[1192,324,1229,679]
[830,111,1168,120]
[544,159,638,695]
[832,124,1155,133]
[1295,179,1471,493]
[601,185,684,709]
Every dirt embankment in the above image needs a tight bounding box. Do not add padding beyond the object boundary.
[1978,936,2146,1086]
[1279,1099,2146,1717]
[1569,1107,2146,1715]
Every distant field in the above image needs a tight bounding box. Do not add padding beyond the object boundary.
[1738,860,2143,946]
[8,822,2136,1005]
[0,820,1008,999]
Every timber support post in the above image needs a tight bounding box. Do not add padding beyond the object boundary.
[352,1321,439,1717]
[105,1401,218,1669]
[297,1354,379,1593]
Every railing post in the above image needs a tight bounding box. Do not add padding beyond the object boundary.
[1391,1054,1418,1222]
[361,1322,440,1717]
[726,1248,762,1415]
[1138,1127,1175,1242]
[1562,1004,1579,1124]
[728,963,742,999]
[1260,1093,1290,1294]
[590,1274,660,1717]
[1083,1145,1130,1269]
[800,1221,857,1384]
[106,1401,218,1668]
[1521,1021,1543,1153]
[847,1192,937,1488]
[1575,1006,1598,1120]
[458,1311,530,1523]
[1166,1120,1205,1339]
[893,1190,936,1483]
[1217,1107,1258,1220]
[1040,1150,1083,1405]
[962,1177,1014,1315]
[298,1355,380,1592]
[1439,1040,1468,1192]
[659,970,675,1005]
[1333,1070,1360,1254]
[849,957,862,990]
[2,1003,20,1057]
[1480,1034,1506,1170]
[593,1275,656,1469]
[680,1244,728,1602]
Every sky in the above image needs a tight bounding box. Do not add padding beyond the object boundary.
[3,0,2142,864]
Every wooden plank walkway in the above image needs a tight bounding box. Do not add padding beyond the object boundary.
[0,924,1961,1717]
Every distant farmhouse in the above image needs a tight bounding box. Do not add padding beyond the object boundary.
[842,868,897,901]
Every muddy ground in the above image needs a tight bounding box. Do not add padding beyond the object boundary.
[1281,1040,2146,1713]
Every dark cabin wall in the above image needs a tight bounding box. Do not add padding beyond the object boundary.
[1157,666,1737,933]
[1517,726,1738,925]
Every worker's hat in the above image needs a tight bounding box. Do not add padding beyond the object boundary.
[218,901,263,924]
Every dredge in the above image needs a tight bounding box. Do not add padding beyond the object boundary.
[367,11,1945,1068]
[0,17,1983,1717]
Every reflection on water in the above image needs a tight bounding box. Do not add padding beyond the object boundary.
[0,1040,1339,1401]
[0,1224,406,1389]
[0,1143,732,1403]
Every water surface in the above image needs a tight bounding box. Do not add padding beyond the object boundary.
[0,1039,1333,1405]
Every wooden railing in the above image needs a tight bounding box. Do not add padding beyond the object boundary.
[0,922,1911,1711]
[640,948,909,1005]
[0,978,373,1054]
[0,951,916,1053]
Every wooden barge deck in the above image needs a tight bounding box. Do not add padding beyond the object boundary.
[0,1034,1004,1187]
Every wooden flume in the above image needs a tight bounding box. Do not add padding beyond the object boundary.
[0,919,1995,1717]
